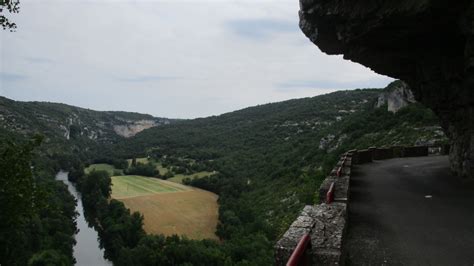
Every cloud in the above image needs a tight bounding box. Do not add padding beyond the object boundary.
[117,75,182,83]
[225,18,298,40]
[25,57,55,64]
[276,77,394,91]
[1,0,393,119]
[0,72,27,82]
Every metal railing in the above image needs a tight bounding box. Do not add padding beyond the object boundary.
[286,233,312,266]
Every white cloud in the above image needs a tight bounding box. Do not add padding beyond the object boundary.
[0,0,393,118]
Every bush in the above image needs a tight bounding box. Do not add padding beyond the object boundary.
[125,162,160,177]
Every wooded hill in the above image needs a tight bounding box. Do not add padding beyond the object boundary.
[104,81,446,264]
[0,81,447,265]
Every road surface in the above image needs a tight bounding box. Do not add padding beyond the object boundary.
[345,156,474,265]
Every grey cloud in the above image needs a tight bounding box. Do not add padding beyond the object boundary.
[25,57,55,64]
[0,72,28,82]
[117,75,182,83]
[1,0,392,119]
[276,78,394,91]
[225,18,298,40]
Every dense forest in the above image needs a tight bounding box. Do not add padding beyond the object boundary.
[0,137,77,265]
[0,82,447,265]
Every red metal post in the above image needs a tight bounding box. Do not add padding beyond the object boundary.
[286,233,312,266]
[336,166,343,177]
[326,182,335,204]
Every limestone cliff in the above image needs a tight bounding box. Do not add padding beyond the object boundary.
[376,81,416,113]
[113,119,162,138]
[299,0,474,177]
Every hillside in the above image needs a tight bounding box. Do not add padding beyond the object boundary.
[0,96,175,170]
[102,81,447,264]
[0,81,448,265]
[0,96,172,141]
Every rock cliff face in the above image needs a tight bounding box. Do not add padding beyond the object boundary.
[376,81,416,113]
[299,0,474,177]
[113,119,161,138]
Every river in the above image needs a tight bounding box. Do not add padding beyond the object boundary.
[56,171,112,266]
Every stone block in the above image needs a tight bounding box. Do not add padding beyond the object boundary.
[354,149,373,164]
[403,146,428,157]
[373,148,394,160]
[275,205,317,265]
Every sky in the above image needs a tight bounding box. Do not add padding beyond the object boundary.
[0,0,393,119]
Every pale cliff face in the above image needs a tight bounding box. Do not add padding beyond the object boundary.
[113,120,158,138]
[376,81,416,113]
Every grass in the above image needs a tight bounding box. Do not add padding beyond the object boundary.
[126,157,214,183]
[168,171,215,184]
[111,175,190,199]
[119,190,219,240]
[155,163,169,175]
[127,157,170,175]
[127,157,150,166]
[110,174,219,240]
[85,163,122,176]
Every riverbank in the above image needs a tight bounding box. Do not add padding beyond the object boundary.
[56,171,111,266]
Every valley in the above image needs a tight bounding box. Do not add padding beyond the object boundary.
[85,160,220,240]
[0,82,448,265]
[3,1,470,264]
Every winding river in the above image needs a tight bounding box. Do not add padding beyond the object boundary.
[56,171,112,266]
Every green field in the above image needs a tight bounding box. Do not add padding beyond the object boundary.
[127,157,150,165]
[127,157,169,174]
[126,157,216,183]
[168,171,215,184]
[85,163,122,176]
[111,175,190,199]
[155,163,169,175]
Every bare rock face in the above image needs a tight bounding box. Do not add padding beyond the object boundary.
[113,120,158,138]
[299,0,474,177]
[376,81,416,113]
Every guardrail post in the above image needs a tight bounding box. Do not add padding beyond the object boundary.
[286,233,312,266]
[326,182,335,204]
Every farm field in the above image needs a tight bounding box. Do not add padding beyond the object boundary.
[111,175,190,199]
[110,175,219,240]
[85,163,122,176]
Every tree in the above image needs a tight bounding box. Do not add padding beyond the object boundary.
[1,0,20,30]
[0,136,42,265]
[28,249,69,266]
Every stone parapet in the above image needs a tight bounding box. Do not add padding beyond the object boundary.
[275,204,347,266]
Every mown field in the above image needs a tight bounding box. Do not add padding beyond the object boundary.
[110,175,219,240]
[111,175,190,199]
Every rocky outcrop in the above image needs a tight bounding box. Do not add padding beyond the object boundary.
[299,0,474,177]
[113,120,158,138]
[376,81,416,113]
